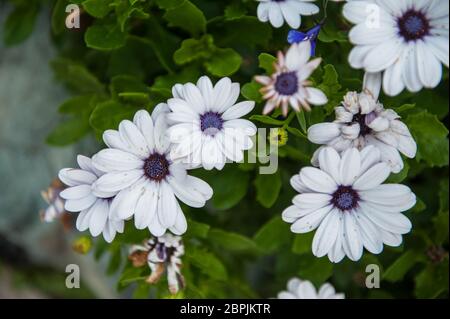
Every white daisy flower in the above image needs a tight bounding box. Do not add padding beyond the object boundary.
[166,76,257,171]
[58,155,124,243]
[91,107,213,237]
[255,41,328,117]
[278,277,345,299]
[256,0,320,28]
[344,0,449,96]
[308,90,417,173]
[129,234,185,294]
[282,146,416,263]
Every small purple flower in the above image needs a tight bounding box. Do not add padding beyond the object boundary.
[287,24,322,56]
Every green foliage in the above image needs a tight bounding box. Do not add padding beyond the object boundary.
[7,0,447,299]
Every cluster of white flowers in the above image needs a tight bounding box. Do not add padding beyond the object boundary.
[38,0,447,298]
[57,77,256,243]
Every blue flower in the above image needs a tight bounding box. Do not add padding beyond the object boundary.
[287,24,322,56]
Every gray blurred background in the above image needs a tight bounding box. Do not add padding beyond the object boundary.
[0,4,116,298]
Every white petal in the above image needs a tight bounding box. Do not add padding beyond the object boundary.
[355,212,383,254]
[197,76,215,110]
[268,3,284,28]
[183,83,206,113]
[363,72,382,100]
[299,167,337,194]
[118,120,149,159]
[318,147,342,185]
[339,148,361,186]
[92,149,143,172]
[60,185,92,200]
[58,168,97,187]
[293,193,332,210]
[169,205,188,235]
[93,170,142,193]
[222,101,255,120]
[363,40,402,72]
[88,199,109,237]
[65,194,97,212]
[290,205,333,233]
[133,110,155,152]
[307,123,341,144]
[312,209,341,257]
[343,212,363,261]
[134,184,158,229]
[305,87,328,106]
[158,182,179,228]
[416,40,442,88]
[109,178,147,219]
[353,162,390,190]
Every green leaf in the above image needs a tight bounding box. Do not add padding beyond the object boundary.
[205,48,242,77]
[51,58,105,94]
[3,3,39,46]
[296,111,307,133]
[298,255,333,286]
[58,95,98,114]
[46,117,90,146]
[85,23,127,51]
[285,126,307,139]
[254,170,282,208]
[258,53,276,74]
[433,211,449,245]
[186,219,210,239]
[249,115,284,126]
[386,161,409,183]
[224,3,247,20]
[83,0,112,18]
[207,166,249,210]
[110,75,149,97]
[51,0,70,35]
[211,16,272,48]
[292,232,314,255]
[415,259,449,298]
[405,112,449,167]
[254,216,292,253]
[117,266,146,289]
[317,64,343,114]
[173,35,214,65]
[89,100,138,132]
[186,247,228,280]
[159,0,206,36]
[317,23,347,43]
[383,250,424,283]
[241,81,263,103]
[209,229,258,252]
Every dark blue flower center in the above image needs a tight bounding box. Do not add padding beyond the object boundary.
[351,113,371,137]
[144,153,169,181]
[331,186,360,211]
[397,10,430,41]
[200,112,223,136]
[275,72,298,96]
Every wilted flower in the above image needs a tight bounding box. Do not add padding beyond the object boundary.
[129,234,185,294]
[40,178,70,229]
[308,90,417,173]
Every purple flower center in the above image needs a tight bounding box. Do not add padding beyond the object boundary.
[275,71,298,96]
[144,153,169,181]
[331,186,360,211]
[352,113,372,137]
[200,111,223,136]
[397,9,430,41]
